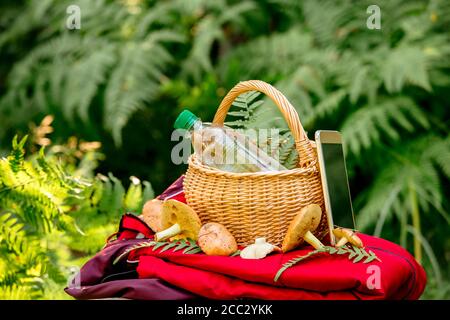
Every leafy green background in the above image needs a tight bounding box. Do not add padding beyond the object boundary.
[0,0,449,299]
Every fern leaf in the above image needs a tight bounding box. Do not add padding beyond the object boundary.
[124,177,143,213]
[159,242,178,253]
[113,238,202,265]
[382,46,431,92]
[107,173,126,215]
[173,240,190,252]
[63,43,117,122]
[292,65,326,99]
[302,0,355,45]
[181,1,255,81]
[113,241,156,265]
[219,27,312,78]
[274,248,327,282]
[349,66,369,103]
[0,213,27,255]
[104,43,172,145]
[225,91,262,129]
[152,241,168,251]
[426,136,450,179]
[341,97,429,155]
[182,239,202,254]
[0,283,41,300]
[231,250,241,257]
[7,135,27,173]
[142,181,155,202]
[277,132,298,169]
[364,251,379,263]
[96,175,114,214]
[274,245,380,282]
[356,135,450,231]
[313,89,347,119]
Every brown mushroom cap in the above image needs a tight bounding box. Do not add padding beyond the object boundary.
[198,222,237,256]
[160,199,201,240]
[142,199,164,232]
[333,227,363,248]
[282,204,322,252]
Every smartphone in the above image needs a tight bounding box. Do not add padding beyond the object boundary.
[315,130,356,245]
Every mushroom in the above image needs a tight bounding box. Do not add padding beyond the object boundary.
[198,222,238,256]
[282,204,324,252]
[142,199,164,232]
[240,238,281,259]
[333,227,363,248]
[154,199,201,241]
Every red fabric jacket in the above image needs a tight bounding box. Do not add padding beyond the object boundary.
[116,176,426,300]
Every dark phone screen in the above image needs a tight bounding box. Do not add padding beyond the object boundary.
[321,143,355,229]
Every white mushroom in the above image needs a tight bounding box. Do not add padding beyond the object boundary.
[240,238,280,259]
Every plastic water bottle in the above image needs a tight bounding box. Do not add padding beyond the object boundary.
[174,110,287,172]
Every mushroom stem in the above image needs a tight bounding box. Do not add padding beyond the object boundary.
[304,231,324,250]
[155,223,181,241]
[336,237,349,247]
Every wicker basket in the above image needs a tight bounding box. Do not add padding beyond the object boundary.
[183,80,328,246]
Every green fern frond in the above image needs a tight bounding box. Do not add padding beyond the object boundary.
[0,135,89,234]
[220,27,313,79]
[231,250,241,257]
[124,177,144,213]
[302,0,355,45]
[310,89,347,122]
[181,1,255,81]
[276,132,298,169]
[225,91,262,128]
[7,135,28,173]
[382,46,432,92]
[0,0,54,48]
[0,283,42,300]
[106,173,126,214]
[135,2,176,37]
[91,172,152,218]
[0,213,27,255]
[274,245,380,282]
[357,135,450,231]
[348,66,370,104]
[0,0,186,144]
[0,131,158,298]
[341,97,429,155]
[94,174,115,214]
[225,92,301,169]
[104,43,173,145]
[113,238,202,265]
[425,136,450,179]
[62,43,117,122]
[0,270,21,288]
[142,181,155,203]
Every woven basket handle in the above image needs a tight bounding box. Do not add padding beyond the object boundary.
[213,80,316,167]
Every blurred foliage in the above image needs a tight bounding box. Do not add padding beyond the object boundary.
[0,0,449,299]
[0,134,154,299]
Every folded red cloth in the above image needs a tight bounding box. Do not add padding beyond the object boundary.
[118,176,426,300]
[126,219,425,299]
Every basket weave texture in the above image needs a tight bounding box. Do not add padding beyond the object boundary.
[183,80,328,246]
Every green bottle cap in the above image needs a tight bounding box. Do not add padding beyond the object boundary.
[174,110,199,130]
